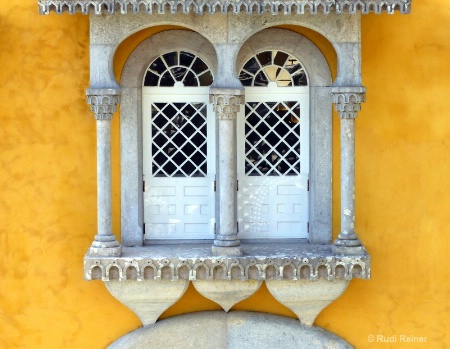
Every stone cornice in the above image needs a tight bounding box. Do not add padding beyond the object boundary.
[84,245,371,281]
[38,0,412,15]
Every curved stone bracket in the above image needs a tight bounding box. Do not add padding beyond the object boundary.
[266,279,349,326]
[193,280,262,311]
[105,280,189,325]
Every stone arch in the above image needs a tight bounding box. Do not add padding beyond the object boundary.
[108,311,353,349]
[121,30,217,88]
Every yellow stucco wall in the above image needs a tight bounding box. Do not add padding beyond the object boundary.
[0,1,449,348]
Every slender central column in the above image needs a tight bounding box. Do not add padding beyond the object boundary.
[332,87,366,255]
[210,89,244,256]
[87,89,121,257]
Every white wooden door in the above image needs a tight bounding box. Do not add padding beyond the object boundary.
[143,87,215,240]
[237,87,310,239]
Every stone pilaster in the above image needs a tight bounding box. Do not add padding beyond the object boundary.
[210,89,244,256]
[86,89,121,257]
[332,87,366,255]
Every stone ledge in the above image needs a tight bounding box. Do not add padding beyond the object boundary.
[84,243,370,281]
[38,0,412,15]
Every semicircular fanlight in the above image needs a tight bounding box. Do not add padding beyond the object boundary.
[143,51,213,87]
[239,50,308,87]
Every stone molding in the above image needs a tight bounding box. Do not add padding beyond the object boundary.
[84,254,370,281]
[86,89,121,121]
[38,0,412,15]
[210,92,245,120]
[332,87,366,119]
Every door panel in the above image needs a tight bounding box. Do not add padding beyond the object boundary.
[237,87,309,239]
[143,88,215,240]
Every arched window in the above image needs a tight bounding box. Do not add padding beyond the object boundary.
[142,50,215,240]
[237,50,310,239]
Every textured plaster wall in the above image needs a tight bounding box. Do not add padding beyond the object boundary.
[0,1,449,349]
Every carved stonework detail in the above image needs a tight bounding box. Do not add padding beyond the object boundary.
[332,89,366,119]
[105,280,189,325]
[86,92,120,121]
[38,0,412,15]
[193,280,263,311]
[84,254,371,281]
[266,279,349,326]
[210,93,245,120]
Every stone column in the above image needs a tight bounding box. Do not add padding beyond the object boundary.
[86,89,121,257]
[210,89,244,256]
[332,87,366,255]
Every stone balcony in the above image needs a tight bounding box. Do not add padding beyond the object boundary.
[84,242,370,326]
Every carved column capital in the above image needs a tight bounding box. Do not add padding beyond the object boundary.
[332,87,366,119]
[86,88,121,121]
[210,89,244,120]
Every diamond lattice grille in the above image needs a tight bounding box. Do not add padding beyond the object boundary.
[151,102,207,177]
[245,101,301,176]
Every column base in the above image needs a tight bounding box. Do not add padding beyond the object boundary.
[333,231,366,255]
[334,231,362,246]
[212,245,242,257]
[88,234,122,256]
[88,245,122,257]
[332,244,366,256]
[214,235,240,246]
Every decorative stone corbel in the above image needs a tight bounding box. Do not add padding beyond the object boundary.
[86,88,122,257]
[266,279,349,326]
[193,280,262,311]
[332,87,366,255]
[105,280,189,325]
[210,88,245,257]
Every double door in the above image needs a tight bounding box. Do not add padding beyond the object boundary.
[143,87,309,241]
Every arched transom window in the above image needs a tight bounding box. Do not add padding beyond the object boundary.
[239,50,308,87]
[144,51,213,87]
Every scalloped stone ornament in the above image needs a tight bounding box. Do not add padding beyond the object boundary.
[193,280,262,311]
